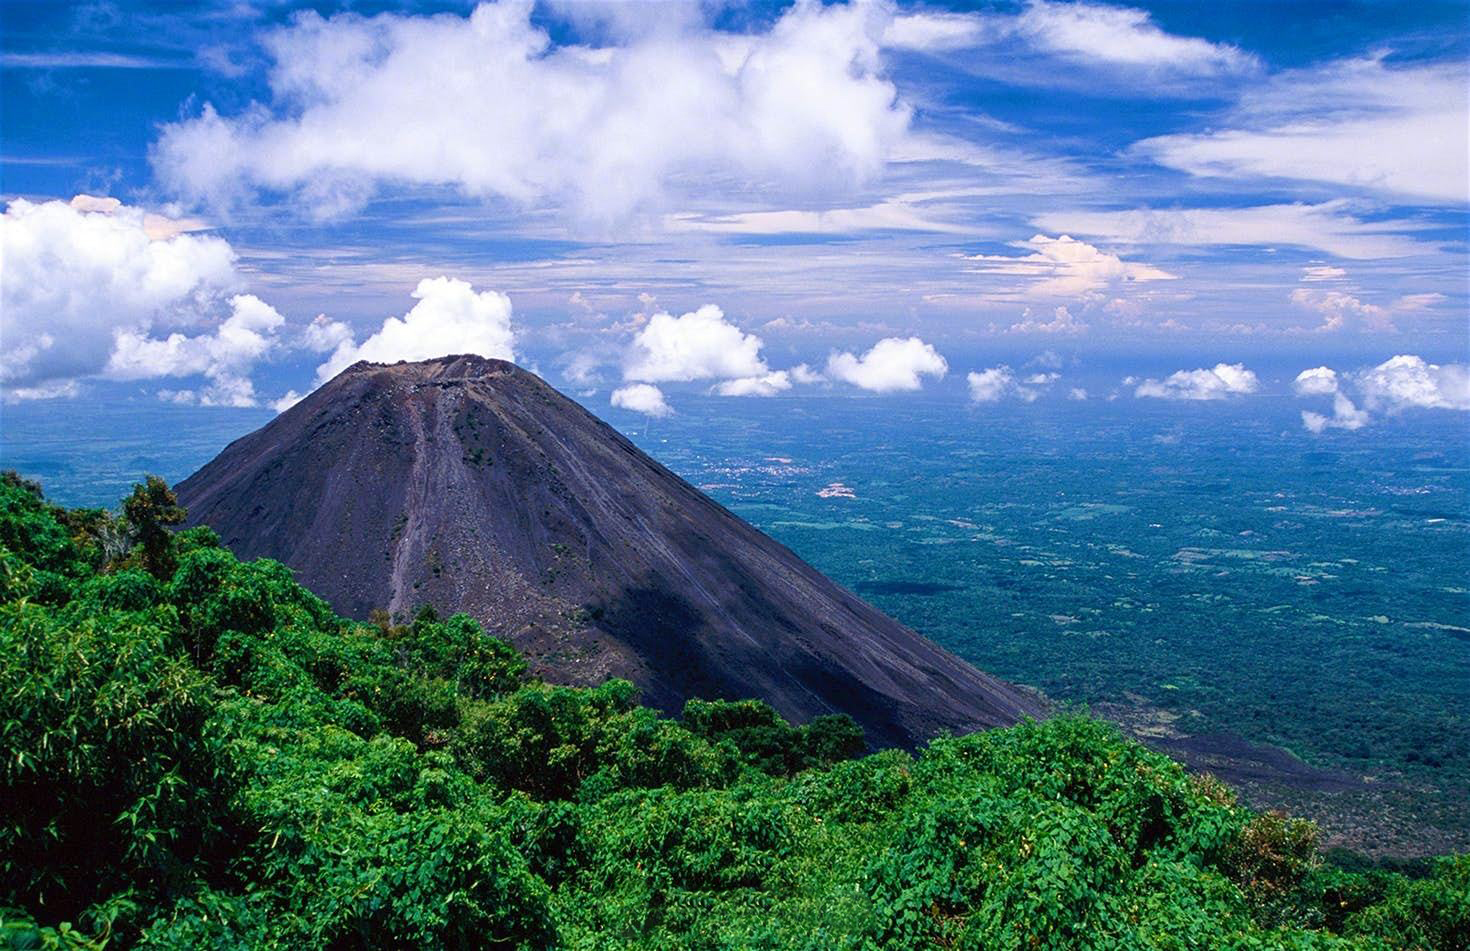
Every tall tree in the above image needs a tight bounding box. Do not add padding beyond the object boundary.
[122,476,186,579]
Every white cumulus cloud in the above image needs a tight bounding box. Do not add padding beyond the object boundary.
[1134,363,1259,401]
[1302,393,1370,433]
[826,336,947,392]
[1358,355,1470,413]
[299,313,354,353]
[154,0,913,223]
[610,382,672,417]
[1291,366,1369,433]
[964,234,1175,299]
[1009,304,1088,335]
[967,364,1052,403]
[1289,286,1443,334]
[1293,366,1340,397]
[1,195,240,394]
[316,277,515,384]
[1293,355,1468,433]
[789,363,824,384]
[712,371,792,397]
[106,294,286,406]
[623,304,768,383]
[967,366,1015,403]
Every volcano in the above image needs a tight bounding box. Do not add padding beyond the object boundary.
[177,355,1040,747]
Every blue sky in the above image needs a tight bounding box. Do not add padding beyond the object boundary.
[1,0,1467,424]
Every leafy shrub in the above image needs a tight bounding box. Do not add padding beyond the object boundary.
[0,474,1459,948]
[0,600,216,925]
[1223,811,1323,928]
[682,698,866,776]
[1344,854,1470,950]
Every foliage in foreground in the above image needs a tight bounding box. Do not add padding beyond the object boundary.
[0,473,1465,950]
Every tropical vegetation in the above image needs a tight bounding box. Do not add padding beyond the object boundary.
[1,473,1464,949]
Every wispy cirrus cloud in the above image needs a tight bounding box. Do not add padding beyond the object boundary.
[0,51,194,69]
[1134,56,1469,205]
[662,192,973,236]
[887,0,1258,80]
[1032,201,1436,260]
[1006,0,1257,74]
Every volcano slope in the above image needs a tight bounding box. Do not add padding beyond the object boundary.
[177,355,1040,747]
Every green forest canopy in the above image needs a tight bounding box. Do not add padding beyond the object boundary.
[1,473,1465,949]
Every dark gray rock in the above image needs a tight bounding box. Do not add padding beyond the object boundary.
[178,355,1041,747]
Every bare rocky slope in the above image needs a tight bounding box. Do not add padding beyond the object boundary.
[177,355,1041,747]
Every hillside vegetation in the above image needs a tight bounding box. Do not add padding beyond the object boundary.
[1,473,1465,949]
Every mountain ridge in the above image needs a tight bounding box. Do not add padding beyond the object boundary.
[177,354,1042,747]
